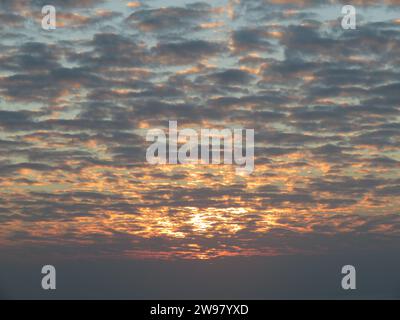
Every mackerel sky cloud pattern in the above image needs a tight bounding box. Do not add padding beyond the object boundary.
[0,0,399,265]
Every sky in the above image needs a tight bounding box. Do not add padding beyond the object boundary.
[0,0,399,299]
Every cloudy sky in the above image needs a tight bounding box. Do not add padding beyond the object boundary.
[0,0,399,299]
